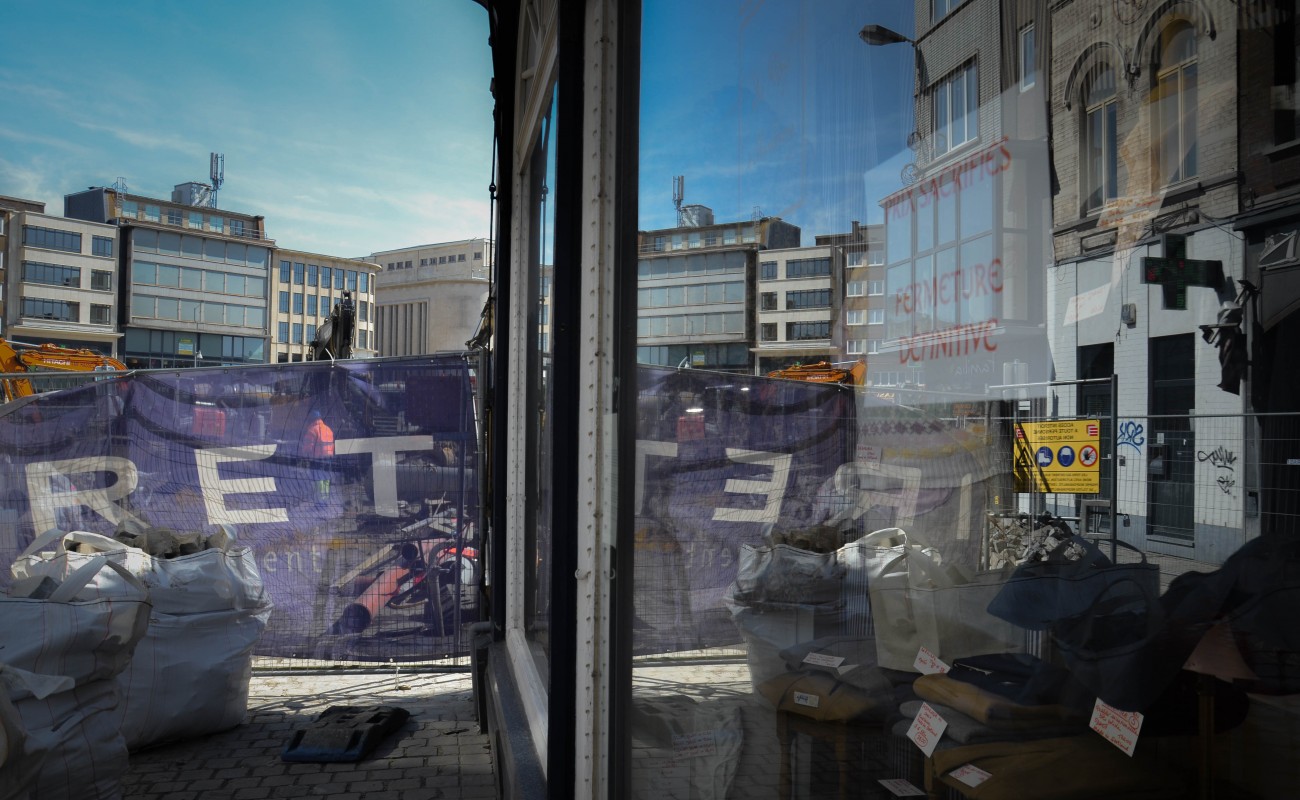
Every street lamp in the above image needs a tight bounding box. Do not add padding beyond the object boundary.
[858,23,911,46]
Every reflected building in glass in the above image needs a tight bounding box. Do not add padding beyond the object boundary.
[637,209,800,373]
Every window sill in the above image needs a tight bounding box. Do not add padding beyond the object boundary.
[1263,139,1300,159]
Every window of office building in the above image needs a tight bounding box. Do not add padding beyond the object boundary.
[92,270,112,291]
[23,226,81,253]
[22,297,78,321]
[22,261,80,287]
[92,236,113,257]
[785,288,830,309]
[786,320,829,340]
[785,256,831,278]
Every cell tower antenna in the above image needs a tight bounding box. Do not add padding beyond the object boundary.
[209,153,225,208]
[673,175,685,226]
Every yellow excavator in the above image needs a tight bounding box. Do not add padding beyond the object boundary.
[766,360,866,385]
[0,339,127,403]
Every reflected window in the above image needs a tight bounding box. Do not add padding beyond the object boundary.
[1154,22,1198,184]
[1020,24,1036,91]
[933,61,978,155]
[1083,63,1120,213]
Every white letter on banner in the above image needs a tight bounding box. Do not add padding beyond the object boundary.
[712,449,791,524]
[634,440,678,514]
[25,457,144,533]
[853,462,924,527]
[195,445,290,525]
[335,436,434,517]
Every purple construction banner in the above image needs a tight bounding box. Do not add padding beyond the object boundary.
[0,356,480,662]
[632,366,857,654]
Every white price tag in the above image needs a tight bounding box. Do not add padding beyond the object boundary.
[949,763,992,788]
[671,731,717,759]
[1090,698,1143,757]
[802,651,846,669]
[914,646,950,675]
[792,691,820,709]
[877,778,927,797]
[906,702,948,757]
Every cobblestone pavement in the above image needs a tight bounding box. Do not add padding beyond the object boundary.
[122,669,495,800]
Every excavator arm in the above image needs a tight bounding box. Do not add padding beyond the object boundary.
[766,360,866,386]
[0,339,126,403]
[309,291,356,360]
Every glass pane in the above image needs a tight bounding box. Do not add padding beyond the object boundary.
[526,85,558,684]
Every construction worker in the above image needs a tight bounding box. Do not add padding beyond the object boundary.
[300,409,335,500]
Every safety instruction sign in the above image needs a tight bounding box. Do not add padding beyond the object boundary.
[1013,420,1101,494]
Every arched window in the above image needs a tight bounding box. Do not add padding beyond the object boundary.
[1083,63,1120,213]
[1154,21,1198,184]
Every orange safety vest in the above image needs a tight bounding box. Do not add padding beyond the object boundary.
[301,417,335,458]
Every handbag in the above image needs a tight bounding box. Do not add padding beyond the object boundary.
[848,528,1025,671]
[1049,572,1191,711]
[987,536,1159,631]
[731,542,845,608]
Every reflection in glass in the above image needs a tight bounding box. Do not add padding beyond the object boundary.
[624,1,1296,797]
[526,85,558,681]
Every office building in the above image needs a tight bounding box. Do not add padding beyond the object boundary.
[65,186,272,369]
[272,249,380,361]
[372,239,492,356]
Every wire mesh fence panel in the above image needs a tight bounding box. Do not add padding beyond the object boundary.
[0,355,484,670]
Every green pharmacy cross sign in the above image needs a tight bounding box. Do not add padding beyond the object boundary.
[1141,233,1224,309]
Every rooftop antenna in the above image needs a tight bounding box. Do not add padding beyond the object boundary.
[209,153,225,208]
[673,175,685,226]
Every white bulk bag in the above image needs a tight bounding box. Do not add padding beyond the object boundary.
[12,528,266,614]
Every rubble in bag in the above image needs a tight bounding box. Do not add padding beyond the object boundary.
[281,705,411,763]
[110,520,224,558]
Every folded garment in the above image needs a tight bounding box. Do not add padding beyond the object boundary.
[913,673,1082,726]
[757,670,886,723]
[778,636,896,695]
[948,652,1095,716]
[929,735,1188,799]
[898,701,1085,744]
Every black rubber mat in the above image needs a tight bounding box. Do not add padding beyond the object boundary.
[281,705,412,763]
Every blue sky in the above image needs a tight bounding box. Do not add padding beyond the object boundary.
[640,0,916,241]
[0,1,495,258]
[3,1,916,256]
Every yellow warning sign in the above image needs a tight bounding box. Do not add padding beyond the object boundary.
[1013,420,1101,494]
